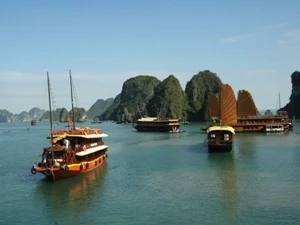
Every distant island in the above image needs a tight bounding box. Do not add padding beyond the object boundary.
[0,97,114,123]
[1,70,299,123]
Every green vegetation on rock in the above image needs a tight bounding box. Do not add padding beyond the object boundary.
[99,75,161,122]
[87,98,114,120]
[185,70,222,121]
[98,71,223,122]
[147,75,187,119]
[98,94,121,121]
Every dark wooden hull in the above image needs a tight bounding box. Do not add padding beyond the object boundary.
[133,124,180,132]
[208,141,233,153]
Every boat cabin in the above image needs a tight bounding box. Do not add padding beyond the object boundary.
[207,125,235,152]
[41,132,108,168]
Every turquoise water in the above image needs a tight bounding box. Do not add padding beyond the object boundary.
[0,121,300,225]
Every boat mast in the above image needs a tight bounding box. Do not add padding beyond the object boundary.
[69,69,76,130]
[279,92,281,109]
[47,72,54,159]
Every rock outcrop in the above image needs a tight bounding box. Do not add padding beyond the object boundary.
[279,71,300,119]
[147,75,187,119]
[99,75,161,122]
[185,70,222,121]
[87,98,114,120]
[40,107,87,122]
[0,108,46,123]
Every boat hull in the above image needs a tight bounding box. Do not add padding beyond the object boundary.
[208,141,233,153]
[31,153,108,180]
[133,124,180,132]
[202,123,292,133]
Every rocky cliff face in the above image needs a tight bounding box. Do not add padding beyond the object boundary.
[98,94,121,121]
[87,98,114,120]
[40,107,87,122]
[279,71,300,119]
[185,70,222,121]
[99,71,223,122]
[0,109,13,122]
[29,107,46,119]
[99,75,161,122]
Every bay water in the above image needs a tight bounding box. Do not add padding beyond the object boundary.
[0,121,299,225]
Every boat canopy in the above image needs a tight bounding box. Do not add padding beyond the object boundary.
[52,135,67,143]
[207,125,235,134]
[67,133,108,138]
[137,117,179,122]
[138,117,158,122]
[76,145,108,156]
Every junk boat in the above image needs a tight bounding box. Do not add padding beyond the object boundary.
[133,117,180,132]
[133,105,181,132]
[30,71,109,180]
[202,85,294,133]
[207,125,235,152]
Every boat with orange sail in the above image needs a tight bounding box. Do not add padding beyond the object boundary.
[30,71,109,181]
[205,84,235,152]
[202,84,294,133]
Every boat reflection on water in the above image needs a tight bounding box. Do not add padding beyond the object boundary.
[67,161,107,206]
[35,162,107,212]
[207,153,238,221]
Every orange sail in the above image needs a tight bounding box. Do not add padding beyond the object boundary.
[209,94,219,118]
[219,84,237,124]
[236,90,257,117]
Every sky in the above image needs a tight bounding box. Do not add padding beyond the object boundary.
[1,0,300,114]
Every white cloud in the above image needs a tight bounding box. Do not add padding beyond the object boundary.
[220,32,259,43]
[278,29,300,46]
[221,23,286,44]
[261,23,287,31]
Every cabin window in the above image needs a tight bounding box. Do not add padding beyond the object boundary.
[75,156,82,162]
[210,134,215,138]
[224,134,229,140]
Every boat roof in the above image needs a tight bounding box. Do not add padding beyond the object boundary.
[52,133,108,143]
[52,135,66,143]
[51,127,108,141]
[67,133,108,138]
[76,145,108,156]
[137,117,179,122]
[207,125,235,134]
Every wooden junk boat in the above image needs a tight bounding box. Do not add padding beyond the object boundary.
[202,85,294,133]
[207,125,235,152]
[133,106,181,132]
[30,71,109,180]
[133,117,181,132]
